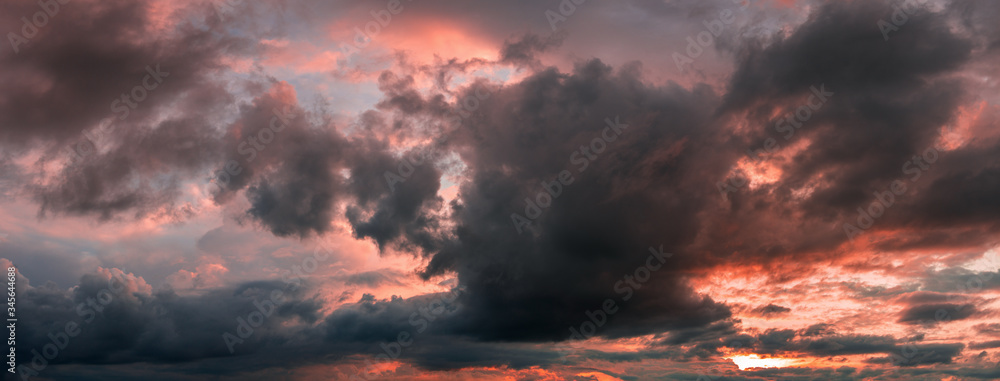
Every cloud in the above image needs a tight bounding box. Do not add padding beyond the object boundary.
[753,303,791,316]
[897,303,978,325]
[342,269,407,288]
[801,334,897,356]
[499,33,564,68]
[969,340,1000,350]
[408,58,734,341]
[870,344,966,367]
[14,267,322,365]
[4,0,1000,378]
[0,0,251,221]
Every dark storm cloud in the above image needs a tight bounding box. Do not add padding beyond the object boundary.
[11,268,415,379]
[699,0,1000,260]
[196,81,349,238]
[370,0,997,346]
[0,0,445,232]
[800,334,898,356]
[721,330,905,358]
[778,330,965,367]
[34,115,226,220]
[242,148,342,238]
[721,0,971,111]
[337,70,462,251]
[754,328,796,352]
[7,0,1000,376]
[380,338,559,371]
[18,267,537,378]
[321,290,463,343]
[796,334,963,367]
[868,343,966,367]
[343,134,446,254]
[898,160,1000,227]
[208,73,449,241]
[0,0,201,144]
[0,0,252,220]
[16,271,322,367]
[897,303,978,324]
[6,268,979,377]
[407,58,734,341]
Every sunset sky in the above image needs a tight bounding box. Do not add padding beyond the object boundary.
[1,0,1000,380]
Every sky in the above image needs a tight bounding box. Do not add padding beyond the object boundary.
[1,0,999,380]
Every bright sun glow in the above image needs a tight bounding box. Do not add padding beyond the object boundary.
[729,354,800,370]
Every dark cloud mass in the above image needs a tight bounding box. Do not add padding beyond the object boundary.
[897,303,978,324]
[0,0,247,220]
[16,270,321,365]
[2,0,1000,379]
